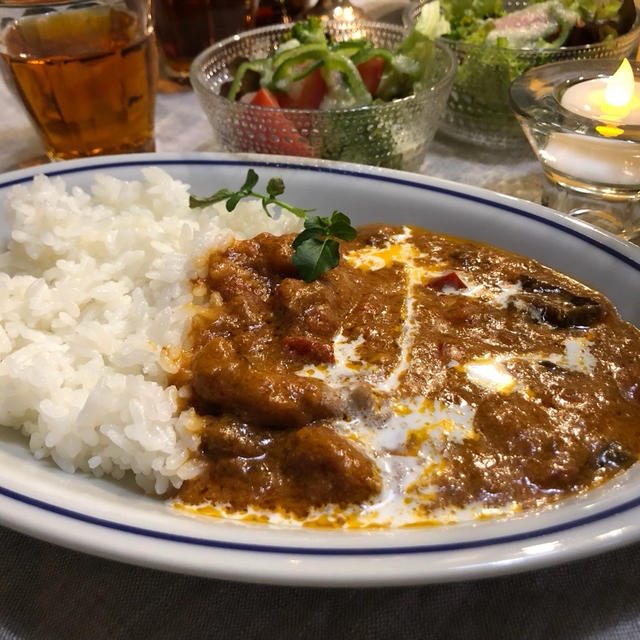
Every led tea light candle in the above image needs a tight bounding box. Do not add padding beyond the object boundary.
[510,58,640,241]
[561,58,640,124]
[543,59,640,186]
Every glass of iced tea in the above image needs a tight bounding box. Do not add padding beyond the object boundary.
[0,0,157,161]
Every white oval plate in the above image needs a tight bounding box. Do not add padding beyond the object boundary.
[1,152,640,587]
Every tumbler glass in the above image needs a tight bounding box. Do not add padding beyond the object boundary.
[0,0,157,161]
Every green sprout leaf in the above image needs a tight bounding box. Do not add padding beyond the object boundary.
[326,211,357,242]
[291,211,357,281]
[291,227,319,249]
[299,215,330,237]
[189,170,357,281]
[226,192,244,211]
[188,188,234,209]
[241,169,260,192]
[266,177,285,198]
[292,237,340,283]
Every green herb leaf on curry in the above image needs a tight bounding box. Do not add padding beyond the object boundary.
[292,236,340,283]
[189,170,357,282]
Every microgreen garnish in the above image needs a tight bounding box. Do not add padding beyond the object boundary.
[292,213,357,282]
[189,169,312,219]
[189,169,357,282]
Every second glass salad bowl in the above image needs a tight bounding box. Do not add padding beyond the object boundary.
[405,0,640,148]
[190,21,457,171]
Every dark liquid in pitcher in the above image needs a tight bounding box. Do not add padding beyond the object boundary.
[153,0,248,78]
[246,0,310,27]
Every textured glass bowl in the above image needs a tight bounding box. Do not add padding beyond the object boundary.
[190,21,457,171]
[404,0,640,148]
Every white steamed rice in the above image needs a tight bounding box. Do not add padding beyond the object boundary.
[0,167,303,494]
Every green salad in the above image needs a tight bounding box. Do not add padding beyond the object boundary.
[225,0,635,154]
[440,0,636,47]
[228,0,635,111]
[225,5,453,166]
[226,3,449,110]
[433,0,637,140]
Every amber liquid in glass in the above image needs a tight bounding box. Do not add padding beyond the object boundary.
[1,7,156,160]
[153,0,247,79]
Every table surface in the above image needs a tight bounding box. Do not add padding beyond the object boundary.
[2,4,640,639]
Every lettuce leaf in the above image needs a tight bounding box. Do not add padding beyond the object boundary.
[376,1,450,101]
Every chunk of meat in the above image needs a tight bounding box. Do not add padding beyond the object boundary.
[207,254,270,304]
[225,290,273,327]
[192,337,344,428]
[472,394,592,492]
[276,277,339,338]
[517,274,603,328]
[357,224,398,247]
[590,441,636,471]
[441,295,480,327]
[208,234,298,296]
[436,393,595,507]
[283,425,381,505]
[200,417,267,459]
[447,244,493,271]
[253,233,299,277]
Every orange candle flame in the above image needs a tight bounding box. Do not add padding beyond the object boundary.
[604,58,635,109]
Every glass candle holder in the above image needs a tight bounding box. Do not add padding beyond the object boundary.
[510,58,640,242]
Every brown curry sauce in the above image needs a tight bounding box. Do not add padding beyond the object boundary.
[174,224,640,521]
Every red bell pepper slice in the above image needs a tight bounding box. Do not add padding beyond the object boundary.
[428,272,467,292]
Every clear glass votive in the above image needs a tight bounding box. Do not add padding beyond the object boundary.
[510,58,640,242]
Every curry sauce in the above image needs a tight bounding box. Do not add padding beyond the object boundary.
[175,224,640,524]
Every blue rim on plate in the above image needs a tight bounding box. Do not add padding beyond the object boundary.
[3,482,640,556]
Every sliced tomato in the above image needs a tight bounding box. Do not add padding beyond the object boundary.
[241,88,312,157]
[277,68,327,110]
[249,87,281,108]
[357,57,385,96]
